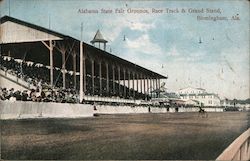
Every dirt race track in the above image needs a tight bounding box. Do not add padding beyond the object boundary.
[1,112,249,160]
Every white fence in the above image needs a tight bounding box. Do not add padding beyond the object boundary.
[0,101,94,119]
[216,128,250,161]
[0,100,226,120]
[94,105,149,114]
[84,95,137,104]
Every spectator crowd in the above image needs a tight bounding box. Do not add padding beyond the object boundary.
[0,55,150,103]
[0,87,78,103]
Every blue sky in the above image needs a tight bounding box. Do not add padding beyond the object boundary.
[0,0,249,99]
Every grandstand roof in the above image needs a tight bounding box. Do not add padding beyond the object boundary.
[0,16,67,38]
[0,15,167,79]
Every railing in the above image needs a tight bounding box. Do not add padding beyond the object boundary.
[216,128,250,161]
[84,95,142,104]
[0,69,35,89]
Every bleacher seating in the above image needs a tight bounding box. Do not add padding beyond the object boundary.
[0,55,150,102]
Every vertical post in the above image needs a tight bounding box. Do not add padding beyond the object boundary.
[128,70,130,97]
[156,79,158,90]
[150,78,152,98]
[140,74,143,94]
[112,65,115,95]
[154,79,156,97]
[106,63,109,95]
[79,41,83,102]
[133,72,135,98]
[62,51,66,89]
[49,40,53,87]
[8,0,11,16]
[136,73,139,92]
[158,79,161,98]
[83,56,86,93]
[91,59,95,95]
[73,52,76,89]
[152,78,154,92]
[104,43,106,51]
[99,62,102,95]
[154,78,156,97]
[123,68,126,98]
[143,75,146,94]
[118,67,121,96]
[147,77,149,96]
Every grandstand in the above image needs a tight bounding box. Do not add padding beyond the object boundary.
[0,16,167,103]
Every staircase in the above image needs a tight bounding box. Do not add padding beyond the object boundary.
[0,69,35,90]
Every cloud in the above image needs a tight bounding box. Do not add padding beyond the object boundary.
[161,47,249,99]
[99,17,157,43]
[175,52,206,62]
[220,47,249,65]
[166,46,180,56]
[125,34,164,56]
[129,22,155,32]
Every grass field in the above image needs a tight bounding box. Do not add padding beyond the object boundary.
[1,112,249,160]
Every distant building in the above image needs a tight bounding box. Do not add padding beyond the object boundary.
[184,99,200,106]
[220,98,234,107]
[151,89,186,107]
[178,87,206,95]
[178,87,221,107]
[221,98,250,111]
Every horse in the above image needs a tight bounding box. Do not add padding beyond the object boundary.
[198,107,208,118]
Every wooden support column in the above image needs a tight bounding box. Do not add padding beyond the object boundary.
[118,67,121,96]
[49,40,54,87]
[41,40,54,88]
[73,52,76,89]
[156,79,158,91]
[158,79,161,90]
[155,79,157,91]
[147,77,149,96]
[153,79,155,97]
[99,62,102,95]
[155,79,158,98]
[132,72,135,98]
[154,79,156,96]
[136,73,139,92]
[91,59,95,95]
[123,69,126,98]
[140,74,143,94]
[112,65,115,95]
[106,63,109,94]
[150,78,152,97]
[143,75,146,95]
[62,51,66,89]
[56,42,68,89]
[158,79,161,98]
[128,70,130,97]
[83,57,86,93]
[79,41,84,102]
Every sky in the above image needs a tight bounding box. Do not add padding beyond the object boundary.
[0,0,249,99]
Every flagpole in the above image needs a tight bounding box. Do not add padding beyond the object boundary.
[79,23,84,102]
[9,0,11,16]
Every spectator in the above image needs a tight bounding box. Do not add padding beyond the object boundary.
[22,90,29,101]
[13,90,22,101]
[30,89,37,102]
[0,87,5,100]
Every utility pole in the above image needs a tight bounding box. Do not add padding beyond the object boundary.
[79,23,84,102]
